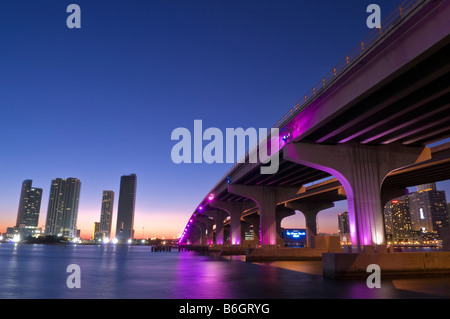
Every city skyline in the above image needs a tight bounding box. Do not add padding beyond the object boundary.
[1,0,449,240]
[2,174,449,240]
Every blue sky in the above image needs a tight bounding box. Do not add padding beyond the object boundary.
[0,0,448,238]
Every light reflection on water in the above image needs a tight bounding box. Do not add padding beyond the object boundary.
[0,243,449,299]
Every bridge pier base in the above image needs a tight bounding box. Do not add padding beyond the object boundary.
[205,209,228,245]
[228,184,300,247]
[285,201,334,248]
[210,201,254,246]
[243,214,260,246]
[276,207,296,246]
[196,214,214,245]
[284,142,430,252]
[192,222,206,245]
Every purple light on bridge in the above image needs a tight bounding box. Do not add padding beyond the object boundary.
[208,193,214,201]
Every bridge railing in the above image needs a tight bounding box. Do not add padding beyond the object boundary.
[220,0,425,181]
[272,0,423,131]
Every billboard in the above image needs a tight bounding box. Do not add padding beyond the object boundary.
[282,229,307,247]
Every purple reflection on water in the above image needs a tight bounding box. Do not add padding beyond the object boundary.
[0,244,447,299]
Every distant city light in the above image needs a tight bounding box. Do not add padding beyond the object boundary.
[12,234,20,243]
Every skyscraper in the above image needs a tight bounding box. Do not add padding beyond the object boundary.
[338,212,349,235]
[115,174,137,243]
[6,179,44,240]
[384,197,412,242]
[16,179,43,227]
[383,183,449,243]
[99,190,114,240]
[45,178,81,238]
[409,183,449,234]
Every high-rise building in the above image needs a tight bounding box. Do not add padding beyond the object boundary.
[338,212,349,235]
[409,184,449,235]
[16,179,43,227]
[383,183,449,243]
[5,179,44,241]
[416,183,436,192]
[45,178,81,238]
[93,222,100,241]
[115,174,137,243]
[98,190,114,240]
[384,197,413,242]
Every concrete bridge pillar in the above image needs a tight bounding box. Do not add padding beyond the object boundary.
[205,209,229,245]
[243,214,260,243]
[276,207,296,246]
[193,220,207,245]
[210,201,254,246]
[285,201,334,248]
[188,224,202,245]
[196,215,215,245]
[228,185,301,247]
[284,142,430,251]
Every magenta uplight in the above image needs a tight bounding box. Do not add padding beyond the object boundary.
[208,193,214,201]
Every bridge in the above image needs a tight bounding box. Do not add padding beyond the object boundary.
[178,0,450,268]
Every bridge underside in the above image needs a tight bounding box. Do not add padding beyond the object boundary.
[182,1,450,253]
[297,39,450,146]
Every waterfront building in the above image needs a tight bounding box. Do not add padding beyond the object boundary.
[98,190,114,240]
[16,179,43,228]
[115,174,137,243]
[384,183,449,244]
[44,178,81,239]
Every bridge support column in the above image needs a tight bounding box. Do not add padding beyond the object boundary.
[205,210,228,245]
[243,214,260,245]
[285,201,334,248]
[276,207,296,246]
[228,185,300,247]
[189,225,202,245]
[197,215,215,245]
[193,221,207,245]
[284,142,430,251]
[210,201,253,246]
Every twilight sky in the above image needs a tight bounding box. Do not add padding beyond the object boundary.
[0,0,449,239]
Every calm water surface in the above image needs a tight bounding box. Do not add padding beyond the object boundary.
[0,243,449,299]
